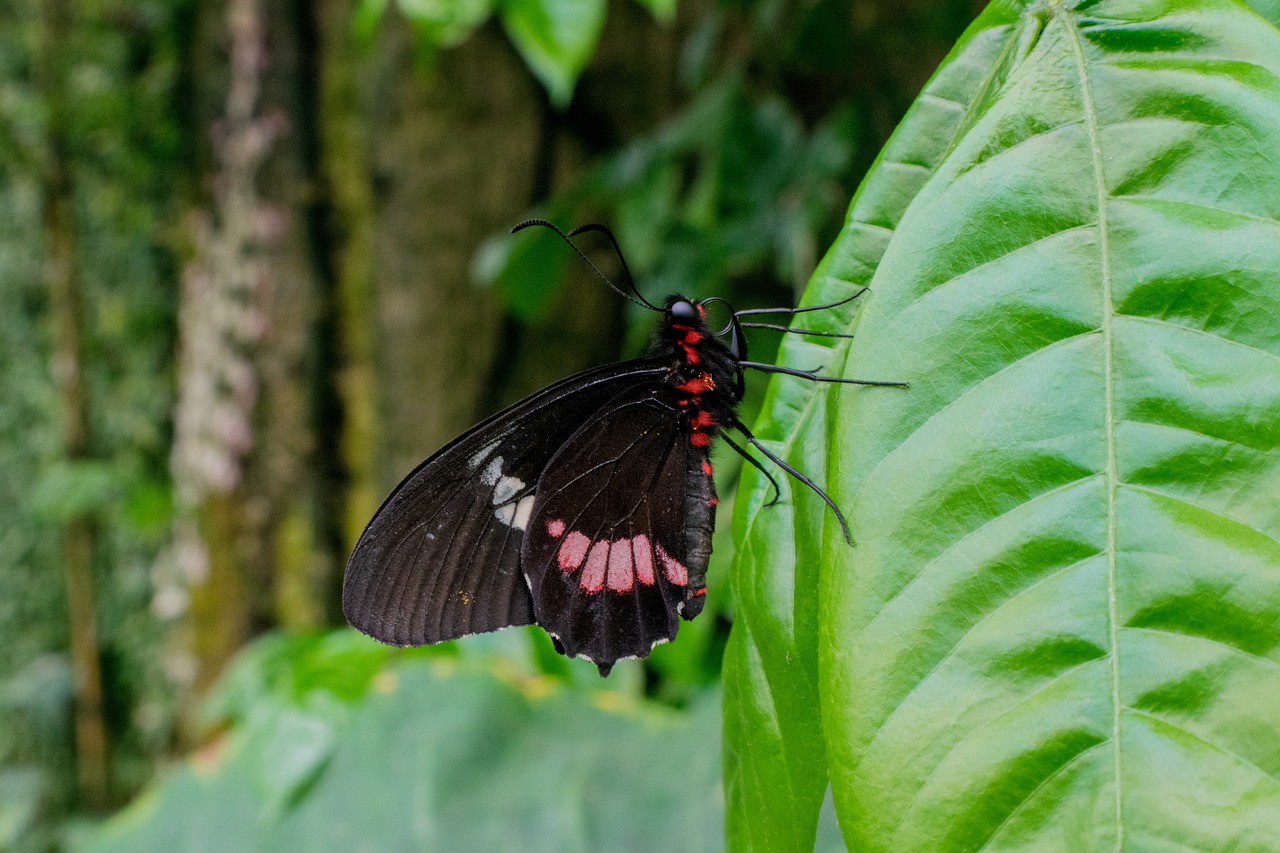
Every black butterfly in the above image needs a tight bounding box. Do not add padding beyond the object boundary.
[342,221,904,675]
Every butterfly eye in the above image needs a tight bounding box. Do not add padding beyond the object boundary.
[670,300,697,322]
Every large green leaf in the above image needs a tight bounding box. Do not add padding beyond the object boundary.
[728,0,1280,848]
[722,1,1037,847]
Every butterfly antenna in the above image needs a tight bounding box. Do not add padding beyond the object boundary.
[730,419,853,545]
[568,223,658,310]
[511,219,653,310]
[720,432,782,507]
[733,287,869,318]
[740,361,908,388]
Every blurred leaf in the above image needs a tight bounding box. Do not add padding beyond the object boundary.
[199,631,404,728]
[499,0,605,107]
[397,0,494,47]
[0,766,42,848]
[634,0,676,23]
[473,220,571,320]
[121,479,171,538]
[353,0,390,45]
[80,656,723,853]
[730,0,1280,849]
[29,460,119,522]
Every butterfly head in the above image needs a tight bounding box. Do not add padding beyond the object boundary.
[664,296,703,325]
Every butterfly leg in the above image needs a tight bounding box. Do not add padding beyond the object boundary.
[720,432,782,508]
[730,419,854,546]
[739,361,908,387]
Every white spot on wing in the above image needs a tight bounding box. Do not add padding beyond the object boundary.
[511,494,534,530]
[479,455,525,505]
[491,473,525,505]
[495,494,534,530]
[469,440,500,471]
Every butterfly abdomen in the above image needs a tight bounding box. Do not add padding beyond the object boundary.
[680,450,715,621]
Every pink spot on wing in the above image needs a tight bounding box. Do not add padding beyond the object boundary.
[632,535,655,585]
[546,519,566,538]
[558,531,590,571]
[607,541,634,592]
[655,544,687,586]
[581,541,609,593]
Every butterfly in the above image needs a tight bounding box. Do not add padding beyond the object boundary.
[342,221,905,675]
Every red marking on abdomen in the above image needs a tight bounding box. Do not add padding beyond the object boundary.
[655,544,688,586]
[558,531,590,571]
[692,411,715,429]
[692,587,706,597]
[677,375,713,395]
[682,330,703,345]
[607,541,634,592]
[709,497,718,507]
[581,541,609,592]
[701,460,712,476]
[682,345,700,365]
[690,431,711,447]
[546,519,565,538]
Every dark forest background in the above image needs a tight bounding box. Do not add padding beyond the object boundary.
[1,0,977,847]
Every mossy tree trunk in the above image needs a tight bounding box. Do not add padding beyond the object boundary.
[35,0,111,812]
[171,0,687,717]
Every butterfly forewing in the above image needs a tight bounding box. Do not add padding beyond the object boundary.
[343,360,667,646]
[522,387,716,669]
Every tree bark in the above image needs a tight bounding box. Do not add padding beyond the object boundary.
[35,0,110,811]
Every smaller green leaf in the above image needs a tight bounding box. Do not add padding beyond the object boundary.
[29,460,118,522]
[634,0,676,23]
[0,767,42,848]
[472,222,570,320]
[122,479,171,538]
[353,0,390,46]
[499,0,605,107]
[396,0,493,47]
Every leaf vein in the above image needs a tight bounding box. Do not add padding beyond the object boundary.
[1123,483,1280,552]
[871,552,1104,742]
[1122,418,1275,457]
[1125,625,1280,675]
[862,328,1098,488]
[1128,708,1280,790]
[1121,313,1280,364]
[869,473,1103,621]
[890,658,1106,844]
[1114,194,1280,230]
[978,740,1112,852]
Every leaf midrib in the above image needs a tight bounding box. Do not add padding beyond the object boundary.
[1055,4,1125,848]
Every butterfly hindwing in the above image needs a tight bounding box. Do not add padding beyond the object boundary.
[521,386,716,670]
[343,360,667,646]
